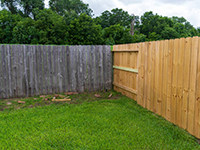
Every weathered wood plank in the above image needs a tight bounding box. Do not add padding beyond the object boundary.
[70,46,76,92]
[61,46,67,93]
[66,46,71,92]
[89,45,96,91]
[47,45,53,94]
[23,45,29,97]
[33,46,39,96]
[82,46,88,91]
[93,46,100,90]
[29,46,34,96]
[7,45,12,98]
[78,46,84,92]
[0,45,3,98]
[42,45,48,94]
[1,45,6,98]
[57,46,63,93]
[52,46,56,94]
[5,45,10,98]
[99,46,104,91]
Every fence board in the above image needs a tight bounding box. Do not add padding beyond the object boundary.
[162,40,168,118]
[194,38,200,138]
[176,38,185,127]
[187,37,199,135]
[150,42,156,112]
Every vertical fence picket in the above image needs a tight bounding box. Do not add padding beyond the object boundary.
[194,37,200,138]
[187,37,199,135]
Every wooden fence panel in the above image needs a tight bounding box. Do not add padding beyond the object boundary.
[113,43,139,100]
[113,36,200,138]
[0,45,112,99]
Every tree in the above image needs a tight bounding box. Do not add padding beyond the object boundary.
[96,8,139,29]
[0,9,22,43]
[103,24,134,45]
[132,32,146,43]
[0,0,44,17]
[34,9,68,45]
[13,17,39,44]
[49,0,93,16]
[172,16,198,37]
[161,27,179,39]
[68,13,103,45]
[19,0,44,17]
[0,0,19,14]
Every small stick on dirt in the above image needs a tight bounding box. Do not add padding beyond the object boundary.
[40,95,46,98]
[65,92,78,95]
[56,95,66,98]
[6,102,12,105]
[108,94,113,98]
[52,98,71,102]
[95,94,101,98]
[18,101,26,104]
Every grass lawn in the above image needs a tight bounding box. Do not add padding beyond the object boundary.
[0,91,199,149]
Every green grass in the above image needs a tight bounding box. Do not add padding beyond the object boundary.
[0,91,199,149]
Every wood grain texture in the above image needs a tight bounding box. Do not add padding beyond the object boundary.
[113,37,200,138]
[0,45,112,99]
[187,37,199,135]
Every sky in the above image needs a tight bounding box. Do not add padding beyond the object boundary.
[44,0,200,28]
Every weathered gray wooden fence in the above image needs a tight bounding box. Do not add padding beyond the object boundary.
[0,45,112,99]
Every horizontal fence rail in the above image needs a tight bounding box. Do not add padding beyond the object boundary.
[113,36,200,139]
[0,45,112,99]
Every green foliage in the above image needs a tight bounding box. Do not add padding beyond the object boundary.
[132,33,146,43]
[140,11,199,41]
[68,13,103,45]
[34,9,68,45]
[13,17,39,44]
[161,27,180,39]
[0,0,44,17]
[103,24,134,45]
[49,0,93,16]
[148,32,162,41]
[96,8,139,29]
[0,0,19,14]
[0,91,199,149]
[0,2,199,45]
[0,9,22,43]
[20,0,44,17]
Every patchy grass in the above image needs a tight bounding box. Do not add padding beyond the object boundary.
[0,91,199,149]
[0,91,116,111]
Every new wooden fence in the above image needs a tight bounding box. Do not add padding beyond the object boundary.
[113,36,200,138]
[0,45,112,99]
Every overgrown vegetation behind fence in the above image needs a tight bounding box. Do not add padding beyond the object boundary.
[113,36,200,138]
[0,45,112,99]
